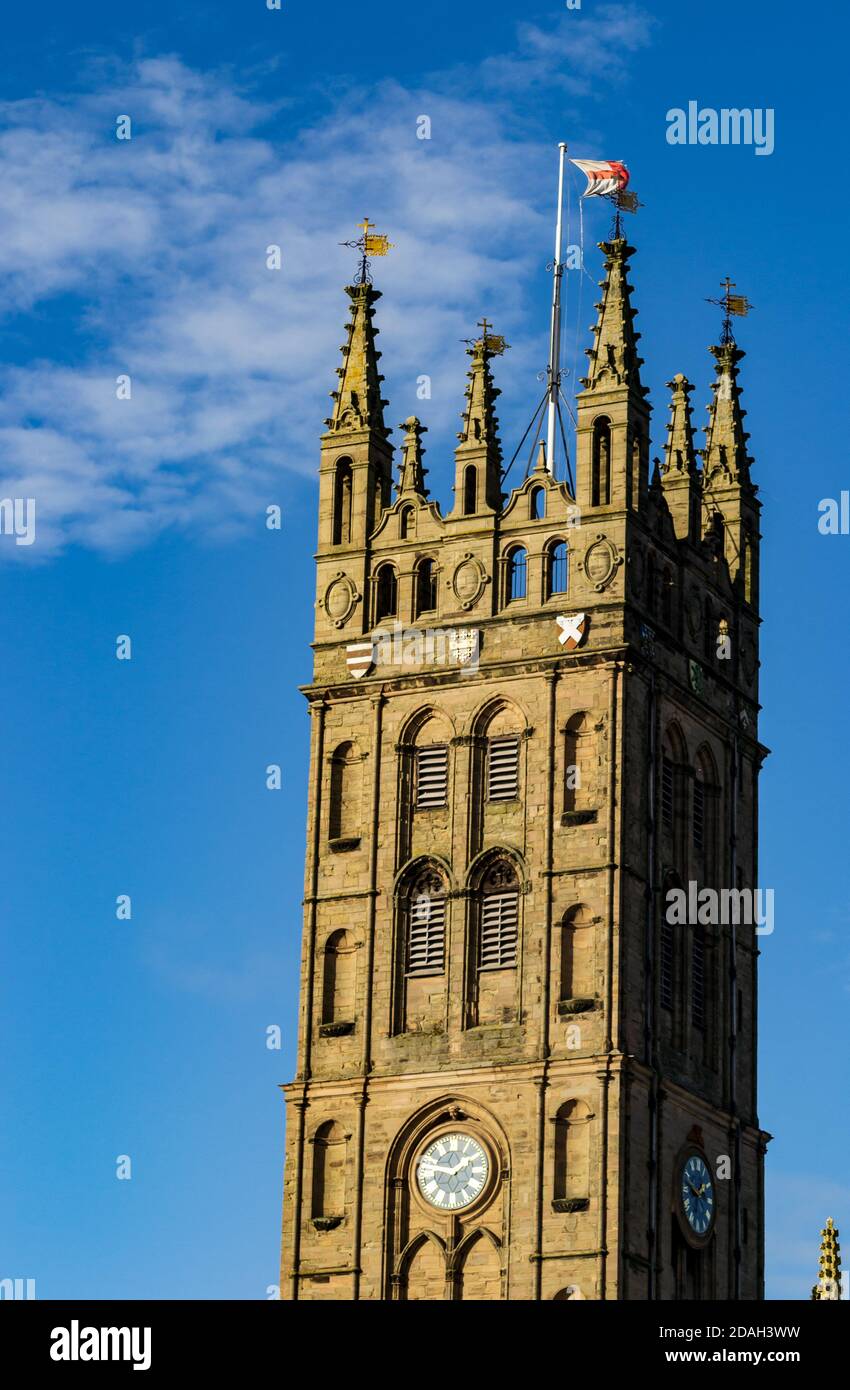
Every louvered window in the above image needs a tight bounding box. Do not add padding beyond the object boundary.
[660,918,674,1011]
[692,928,706,1030]
[407,875,446,974]
[487,735,519,802]
[480,890,519,969]
[693,778,705,852]
[415,745,448,808]
[661,755,674,829]
[479,861,519,970]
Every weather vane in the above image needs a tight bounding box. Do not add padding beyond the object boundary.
[461,317,510,355]
[706,277,752,345]
[339,217,394,284]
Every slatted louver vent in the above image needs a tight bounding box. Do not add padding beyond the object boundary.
[487,735,519,802]
[693,778,705,852]
[692,929,706,1031]
[480,891,519,969]
[660,919,674,1011]
[407,890,446,974]
[415,745,448,808]
[661,755,674,829]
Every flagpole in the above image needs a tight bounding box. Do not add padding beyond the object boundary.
[545,141,567,477]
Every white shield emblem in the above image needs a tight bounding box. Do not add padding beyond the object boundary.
[556,613,588,650]
[346,640,374,679]
[449,628,480,667]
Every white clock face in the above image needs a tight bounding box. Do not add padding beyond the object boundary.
[416,1132,489,1211]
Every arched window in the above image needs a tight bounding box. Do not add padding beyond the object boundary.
[321,929,357,1027]
[311,1120,347,1219]
[553,1099,592,1202]
[691,925,706,1032]
[529,486,545,520]
[400,505,415,539]
[506,546,527,602]
[693,747,719,880]
[660,870,683,1019]
[332,458,353,545]
[456,1231,502,1301]
[661,726,688,875]
[416,558,437,616]
[479,859,519,970]
[329,741,361,841]
[563,711,595,814]
[415,742,448,809]
[560,904,593,1002]
[463,465,477,516]
[375,563,398,621]
[406,867,447,975]
[743,528,755,604]
[591,418,611,506]
[486,733,519,802]
[547,540,568,598]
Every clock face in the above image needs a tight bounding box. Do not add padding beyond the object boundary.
[680,1153,715,1237]
[416,1132,489,1211]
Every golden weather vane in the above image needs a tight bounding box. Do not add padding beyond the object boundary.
[461,317,510,355]
[339,217,394,283]
[706,277,753,344]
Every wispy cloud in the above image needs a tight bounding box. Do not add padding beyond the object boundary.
[0,8,654,558]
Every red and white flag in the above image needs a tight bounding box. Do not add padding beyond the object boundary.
[570,158,629,198]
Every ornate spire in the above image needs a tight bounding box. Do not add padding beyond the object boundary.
[396,416,429,497]
[701,341,752,486]
[662,374,699,478]
[811,1217,842,1299]
[324,281,390,439]
[456,336,503,466]
[580,238,648,397]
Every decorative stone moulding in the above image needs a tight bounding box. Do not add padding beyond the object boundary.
[318,1021,355,1038]
[557,997,600,1016]
[560,810,598,828]
[579,534,623,592]
[319,572,361,628]
[328,836,361,853]
[312,1215,344,1231]
[552,1197,590,1214]
[450,553,489,610]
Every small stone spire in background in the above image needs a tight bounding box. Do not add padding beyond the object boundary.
[396,416,429,498]
[811,1217,842,1299]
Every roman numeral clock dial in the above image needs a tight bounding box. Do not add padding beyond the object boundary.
[679,1153,715,1239]
[415,1133,490,1212]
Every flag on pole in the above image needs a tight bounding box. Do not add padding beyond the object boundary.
[570,158,630,198]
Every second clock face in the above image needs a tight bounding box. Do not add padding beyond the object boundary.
[680,1153,715,1237]
[416,1132,489,1211]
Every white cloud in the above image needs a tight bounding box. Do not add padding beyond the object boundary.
[0,14,654,559]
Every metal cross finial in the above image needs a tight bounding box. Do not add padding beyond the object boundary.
[339,218,393,284]
[706,277,752,345]
[477,317,493,339]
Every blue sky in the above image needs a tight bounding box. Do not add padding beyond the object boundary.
[1,0,847,1300]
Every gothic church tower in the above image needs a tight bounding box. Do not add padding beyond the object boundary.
[280,240,768,1300]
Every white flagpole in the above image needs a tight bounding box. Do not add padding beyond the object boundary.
[545,142,567,476]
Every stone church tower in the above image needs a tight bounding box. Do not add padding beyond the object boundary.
[279,237,769,1300]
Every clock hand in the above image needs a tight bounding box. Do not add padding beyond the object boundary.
[424,1157,476,1177]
